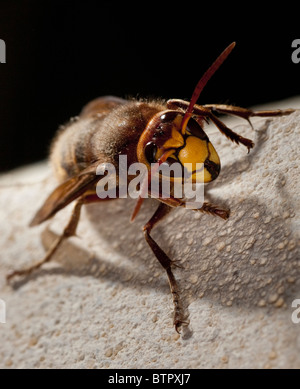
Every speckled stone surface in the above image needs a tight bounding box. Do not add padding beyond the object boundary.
[0,99,299,368]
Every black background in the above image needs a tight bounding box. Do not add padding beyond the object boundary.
[0,1,299,172]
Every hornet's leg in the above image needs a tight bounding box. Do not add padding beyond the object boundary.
[203,104,295,127]
[206,112,254,152]
[167,99,254,151]
[167,99,294,152]
[6,194,109,282]
[157,196,230,221]
[196,201,230,220]
[143,202,188,333]
[142,200,228,332]
[7,197,85,281]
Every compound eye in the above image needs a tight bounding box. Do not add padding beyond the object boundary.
[186,118,208,141]
[160,111,179,123]
[144,141,157,163]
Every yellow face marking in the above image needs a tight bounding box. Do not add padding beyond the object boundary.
[155,147,176,162]
[178,136,209,172]
[155,147,164,160]
[173,114,183,129]
[180,113,192,135]
[208,142,220,165]
[192,168,212,183]
[168,153,178,160]
[163,127,184,149]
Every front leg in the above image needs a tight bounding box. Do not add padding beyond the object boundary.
[167,99,295,152]
[168,99,295,122]
[143,202,188,333]
[197,201,230,220]
[142,198,229,333]
[207,111,255,152]
[203,104,295,126]
[167,99,254,151]
[156,195,230,221]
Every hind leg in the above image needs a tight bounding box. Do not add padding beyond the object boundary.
[6,195,111,281]
[7,197,85,281]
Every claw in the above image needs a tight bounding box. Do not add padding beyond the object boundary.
[6,272,15,283]
[7,271,22,283]
[175,322,182,334]
[174,319,189,334]
[6,268,32,283]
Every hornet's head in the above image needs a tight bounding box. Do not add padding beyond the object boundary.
[137,110,220,183]
[137,42,236,183]
[132,42,235,221]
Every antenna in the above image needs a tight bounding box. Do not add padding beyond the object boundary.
[181,42,236,134]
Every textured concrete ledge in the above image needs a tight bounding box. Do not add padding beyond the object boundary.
[0,97,299,368]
